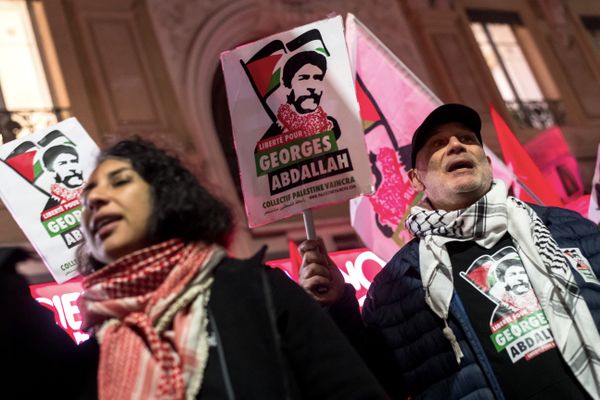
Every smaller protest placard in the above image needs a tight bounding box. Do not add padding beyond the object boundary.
[0,118,99,282]
[221,15,373,228]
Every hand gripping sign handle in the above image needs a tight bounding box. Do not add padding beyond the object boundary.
[303,208,329,295]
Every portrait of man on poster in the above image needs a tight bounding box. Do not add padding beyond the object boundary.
[41,143,84,211]
[259,50,340,145]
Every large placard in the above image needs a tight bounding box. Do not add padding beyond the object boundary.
[221,16,372,227]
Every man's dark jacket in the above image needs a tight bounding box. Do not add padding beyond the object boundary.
[331,205,600,400]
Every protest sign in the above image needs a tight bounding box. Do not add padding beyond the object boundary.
[0,118,99,282]
[345,14,514,262]
[221,16,373,228]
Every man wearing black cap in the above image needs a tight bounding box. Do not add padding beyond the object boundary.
[407,103,490,211]
[298,104,600,399]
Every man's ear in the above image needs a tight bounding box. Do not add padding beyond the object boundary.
[408,169,425,192]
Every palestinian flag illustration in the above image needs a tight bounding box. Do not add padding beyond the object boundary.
[459,256,497,303]
[0,117,101,283]
[242,39,286,120]
[2,130,74,191]
[4,140,43,184]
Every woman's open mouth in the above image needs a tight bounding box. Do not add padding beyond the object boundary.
[92,215,122,239]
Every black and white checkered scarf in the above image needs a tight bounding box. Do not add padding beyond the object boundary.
[406,180,600,398]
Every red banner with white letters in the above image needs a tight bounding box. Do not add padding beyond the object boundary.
[29,277,89,344]
[29,248,386,342]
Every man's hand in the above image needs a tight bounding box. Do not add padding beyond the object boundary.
[298,239,345,306]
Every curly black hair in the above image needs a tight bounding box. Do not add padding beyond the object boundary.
[78,137,233,273]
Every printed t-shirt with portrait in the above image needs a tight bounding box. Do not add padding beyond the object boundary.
[447,233,587,399]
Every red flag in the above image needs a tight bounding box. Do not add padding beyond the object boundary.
[524,126,584,203]
[490,105,563,207]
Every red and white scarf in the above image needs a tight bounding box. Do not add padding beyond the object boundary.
[50,183,82,203]
[80,239,225,400]
[277,103,332,138]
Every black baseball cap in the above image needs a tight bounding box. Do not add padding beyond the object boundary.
[410,104,482,168]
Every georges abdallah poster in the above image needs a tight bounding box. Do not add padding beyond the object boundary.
[221,16,372,227]
[0,118,99,282]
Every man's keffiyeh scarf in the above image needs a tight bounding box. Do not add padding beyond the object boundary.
[405,180,600,398]
[79,239,226,400]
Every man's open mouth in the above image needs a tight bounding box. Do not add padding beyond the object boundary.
[447,160,474,172]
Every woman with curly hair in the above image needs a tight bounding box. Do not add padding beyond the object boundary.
[8,137,386,399]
